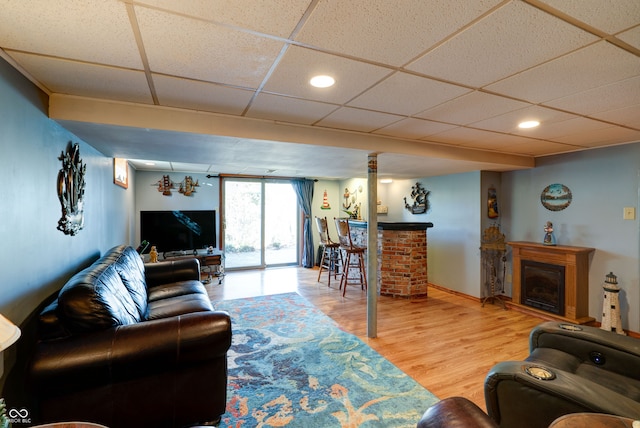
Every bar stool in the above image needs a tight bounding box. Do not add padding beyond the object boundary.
[315,216,342,287]
[334,217,367,296]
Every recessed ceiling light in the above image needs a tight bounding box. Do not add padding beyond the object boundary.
[145,162,156,166]
[518,120,540,129]
[310,75,335,88]
[380,178,393,184]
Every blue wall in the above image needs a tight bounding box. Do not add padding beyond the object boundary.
[369,151,639,332]
[502,145,640,331]
[0,57,134,329]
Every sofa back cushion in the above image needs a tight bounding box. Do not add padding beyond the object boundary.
[113,245,148,318]
[56,246,146,334]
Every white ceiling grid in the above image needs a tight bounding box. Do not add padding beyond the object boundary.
[0,0,637,179]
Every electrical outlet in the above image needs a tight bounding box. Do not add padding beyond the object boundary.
[624,207,636,220]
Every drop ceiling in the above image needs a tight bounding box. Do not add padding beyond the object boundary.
[1,0,639,179]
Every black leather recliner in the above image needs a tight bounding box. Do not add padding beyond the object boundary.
[29,245,232,428]
[484,321,640,428]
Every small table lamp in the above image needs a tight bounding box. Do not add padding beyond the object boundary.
[0,314,21,377]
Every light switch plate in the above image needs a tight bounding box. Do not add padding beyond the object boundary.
[377,205,388,214]
[624,207,636,220]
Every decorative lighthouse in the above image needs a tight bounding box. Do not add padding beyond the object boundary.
[601,272,626,335]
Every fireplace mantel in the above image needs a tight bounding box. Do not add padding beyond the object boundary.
[508,241,595,324]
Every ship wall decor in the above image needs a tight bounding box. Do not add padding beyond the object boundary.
[404,182,430,214]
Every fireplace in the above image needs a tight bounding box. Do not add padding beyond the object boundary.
[521,260,565,315]
[508,241,595,324]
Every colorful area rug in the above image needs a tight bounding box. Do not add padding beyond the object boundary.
[212,292,438,427]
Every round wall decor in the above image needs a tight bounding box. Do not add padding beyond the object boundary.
[541,183,572,211]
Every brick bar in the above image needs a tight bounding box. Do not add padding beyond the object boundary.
[349,221,433,298]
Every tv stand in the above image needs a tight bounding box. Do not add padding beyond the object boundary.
[161,249,224,284]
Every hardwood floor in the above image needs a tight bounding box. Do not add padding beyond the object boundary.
[206,266,546,412]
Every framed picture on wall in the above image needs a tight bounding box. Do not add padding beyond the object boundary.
[114,158,128,189]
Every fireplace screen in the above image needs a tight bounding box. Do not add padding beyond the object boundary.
[521,260,565,315]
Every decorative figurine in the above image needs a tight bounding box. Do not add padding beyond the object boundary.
[543,221,556,246]
[601,272,626,335]
[149,246,159,263]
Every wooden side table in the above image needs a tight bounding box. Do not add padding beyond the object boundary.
[550,413,638,428]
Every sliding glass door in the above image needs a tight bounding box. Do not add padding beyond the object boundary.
[223,179,299,269]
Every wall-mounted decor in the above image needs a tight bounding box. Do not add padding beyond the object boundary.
[178,176,199,196]
[320,189,331,209]
[342,185,363,219]
[155,175,199,196]
[156,175,174,195]
[113,158,128,188]
[57,142,86,236]
[404,182,430,214]
[487,186,499,218]
[541,183,572,211]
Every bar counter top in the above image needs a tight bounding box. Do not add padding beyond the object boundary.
[348,220,434,231]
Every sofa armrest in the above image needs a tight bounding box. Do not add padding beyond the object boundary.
[144,258,201,287]
[418,397,497,428]
[530,322,640,379]
[30,311,231,394]
[485,361,640,428]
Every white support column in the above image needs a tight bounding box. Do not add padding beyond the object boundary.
[367,153,378,338]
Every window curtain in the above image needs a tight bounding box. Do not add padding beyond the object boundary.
[291,179,315,268]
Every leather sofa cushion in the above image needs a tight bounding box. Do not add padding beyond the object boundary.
[146,293,213,320]
[147,280,208,302]
[57,255,142,334]
[113,245,148,318]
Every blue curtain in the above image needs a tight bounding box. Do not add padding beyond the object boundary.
[291,179,315,268]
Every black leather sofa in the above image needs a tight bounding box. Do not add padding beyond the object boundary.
[484,321,640,428]
[28,245,232,428]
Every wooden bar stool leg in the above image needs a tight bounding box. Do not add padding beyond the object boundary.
[341,252,351,296]
[317,246,327,282]
[358,252,367,290]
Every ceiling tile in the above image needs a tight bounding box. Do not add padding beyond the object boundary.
[544,76,640,117]
[129,160,173,172]
[0,0,142,68]
[469,105,577,134]
[618,26,640,50]
[416,91,530,125]
[136,7,285,88]
[153,74,254,115]
[535,0,640,34]
[348,72,471,116]
[553,126,640,147]
[295,0,504,66]
[504,140,579,156]
[133,0,310,38]
[407,1,597,87]
[555,126,640,147]
[315,107,403,133]
[8,52,153,103]
[426,127,536,149]
[486,41,640,103]
[262,46,392,104]
[169,162,213,173]
[513,116,612,140]
[245,93,338,125]
[591,104,640,129]
[374,118,457,140]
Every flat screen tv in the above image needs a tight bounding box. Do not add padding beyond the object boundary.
[140,210,217,253]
